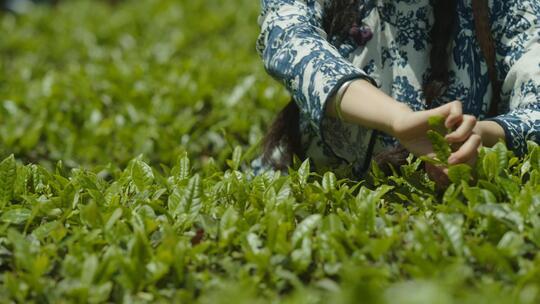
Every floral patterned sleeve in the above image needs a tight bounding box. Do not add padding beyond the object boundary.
[490,1,540,156]
[256,0,373,137]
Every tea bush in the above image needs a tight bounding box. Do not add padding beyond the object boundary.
[1,1,539,303]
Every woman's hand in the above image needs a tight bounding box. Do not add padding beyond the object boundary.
[391,100,482,166]
[472,120,506,147]
[327,80,483,167]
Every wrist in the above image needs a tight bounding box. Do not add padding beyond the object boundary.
[472,122,485,140]
[474,120,506,147]
[342,80,413,134]
[389,102,414,137]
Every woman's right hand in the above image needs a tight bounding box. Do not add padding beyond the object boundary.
[391,100,482,166]
[332,80,481,167]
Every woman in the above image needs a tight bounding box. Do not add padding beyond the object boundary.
[257,0,540,178]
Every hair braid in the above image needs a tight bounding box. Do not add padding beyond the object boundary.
[423,0,458,107]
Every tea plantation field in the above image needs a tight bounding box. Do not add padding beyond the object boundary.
[1,1,539,303]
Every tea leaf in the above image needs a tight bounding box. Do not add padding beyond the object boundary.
[132,159,154,192]
[437,213,466,256]
[1,208,31,225]
[447,164,472,184]
[292,214,322,247]
[297,159,310,187]
[427,130,451,164]
[0,155,16,206]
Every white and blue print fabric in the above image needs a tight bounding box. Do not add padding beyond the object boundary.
[257,0,540,176]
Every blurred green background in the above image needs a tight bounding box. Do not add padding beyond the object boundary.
[0,0,288,169]
[2,3,540,304]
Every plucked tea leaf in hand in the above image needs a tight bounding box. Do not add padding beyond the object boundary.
[428,115,448,134]
[427,130,452,164]
[425,115,452,164]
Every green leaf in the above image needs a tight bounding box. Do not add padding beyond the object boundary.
[89,283,113,303]
[322,214,345,235]
[297,159,310,187]
[7,228,33,272]
[428,115,447,133]
[132,158,155,191]
[354,185,393,232]
[291,237,313,273]
[275,182,291,202]
[32,221,60,240]
[419,155,446,166]
[1,208,31,225]
[0,155,16,206]
[291,214,322,247]
[322,172,337,193]
[479,190,498,205]
[482,152,499,181]
[219,207,239,247]
[496,177,520,201]
[246,232,263,254]
[437,213,466,256]
[226,146,243,170]
[177,154,191,181]
[475,203,524,232]
[427,130,451,164]
[492,142,509,173]
[171,153,191,181]
[80,201,103,228]
[426,115,452,164]
[447,164,472,184]
[105,208,123,230]
[497,231,524,257]
[528,141,540,170]
[81,254,99,285]
[463,188,497,205]
[172,174,202,218]
[32,254,50,277]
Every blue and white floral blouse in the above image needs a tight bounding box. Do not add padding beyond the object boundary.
[257,0,540,176]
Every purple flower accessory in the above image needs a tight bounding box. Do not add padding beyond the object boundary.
[348,23,373,46]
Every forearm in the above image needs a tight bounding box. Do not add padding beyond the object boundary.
[474,120,506,147]
[325,79,412,136]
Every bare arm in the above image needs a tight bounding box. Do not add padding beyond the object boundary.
[325,79,412,136]
[326,79,484,166]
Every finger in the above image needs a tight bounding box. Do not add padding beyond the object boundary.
[445,115,477,143]
[444,100,463,129]
[448,134,482,165]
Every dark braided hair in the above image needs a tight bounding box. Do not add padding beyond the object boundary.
[262,0,465,174]
[424,0,458,106]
